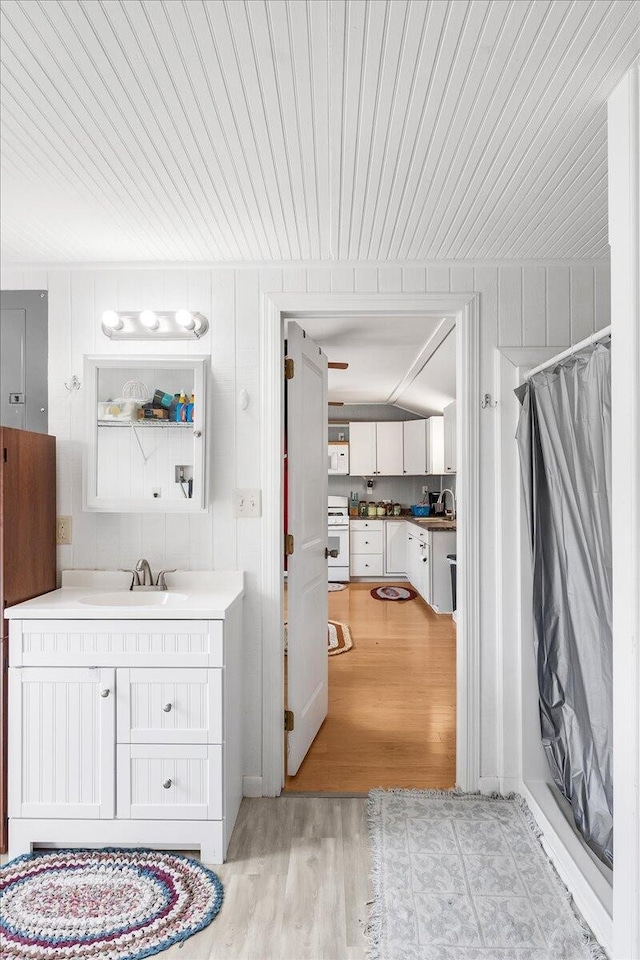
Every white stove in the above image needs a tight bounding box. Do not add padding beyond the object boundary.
[327,496,350,582]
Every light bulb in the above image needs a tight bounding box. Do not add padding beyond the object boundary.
[140,310,158,330]
[175,309,195,330]
[102,310,123,330]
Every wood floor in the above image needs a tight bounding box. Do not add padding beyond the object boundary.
[160,797,369,960]
[285,582,456,793]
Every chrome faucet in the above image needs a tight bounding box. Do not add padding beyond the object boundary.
[438,488,456,518]
[135,558,154,586]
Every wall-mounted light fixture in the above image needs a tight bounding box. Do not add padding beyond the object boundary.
[101,310,209,340]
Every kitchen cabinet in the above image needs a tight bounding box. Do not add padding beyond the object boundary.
[384,520,408,575]
[348,422,377,475]
[328,442,349,475]
[403,417,445,475]
[443,401,456,474]
[349,421,403,476]
[350,519,384,576]
[7,603,243,863]
[402,419,427,475]
[405,523,456,612]
[84,355,208,512]
[426,417,445,474]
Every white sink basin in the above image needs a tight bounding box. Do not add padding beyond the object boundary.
[78,591,188,607]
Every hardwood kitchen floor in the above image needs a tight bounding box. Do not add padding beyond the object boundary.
[284,582,456,793]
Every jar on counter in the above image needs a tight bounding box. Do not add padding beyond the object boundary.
[392,503,402,516]
[359,501,368,517]
[367,502,377,517]
[376,503,386,517]
[385,502,394,516]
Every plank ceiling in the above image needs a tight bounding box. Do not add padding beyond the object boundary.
[1,0,639,264]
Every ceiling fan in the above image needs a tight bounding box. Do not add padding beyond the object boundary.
[328,360,347,405]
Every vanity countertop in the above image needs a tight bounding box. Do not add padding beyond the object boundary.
[4,570,244,620]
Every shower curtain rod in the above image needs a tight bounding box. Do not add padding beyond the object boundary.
[525,325,611,379]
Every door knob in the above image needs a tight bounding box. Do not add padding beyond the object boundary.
[325,547,339,558]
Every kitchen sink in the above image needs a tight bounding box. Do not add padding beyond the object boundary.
[78,591,188,607]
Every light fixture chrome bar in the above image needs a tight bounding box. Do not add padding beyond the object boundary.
[101,310,209,340]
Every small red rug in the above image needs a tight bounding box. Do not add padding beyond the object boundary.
[370,585,418,602]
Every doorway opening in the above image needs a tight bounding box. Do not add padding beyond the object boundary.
[283,314,458,793]
[260,291,481,799]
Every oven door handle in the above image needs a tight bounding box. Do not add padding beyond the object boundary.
[325,547,339,559]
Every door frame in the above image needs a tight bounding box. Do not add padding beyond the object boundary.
[259,291,481,796]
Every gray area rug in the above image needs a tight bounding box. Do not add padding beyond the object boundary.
[367,789,606,960]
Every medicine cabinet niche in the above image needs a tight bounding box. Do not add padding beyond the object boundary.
[84,356,208,513]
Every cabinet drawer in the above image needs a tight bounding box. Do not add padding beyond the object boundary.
[12,619,222,668]
[117,744,222,820]
[350,519,383,532]
[350,555,384,577]
[117,668,222,744]
[350,530,383,555]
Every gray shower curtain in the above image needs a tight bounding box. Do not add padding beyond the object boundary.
[515,341,613,866]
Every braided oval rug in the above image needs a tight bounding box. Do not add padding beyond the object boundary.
[0,848,223,960]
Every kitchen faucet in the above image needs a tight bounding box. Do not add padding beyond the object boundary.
[121,559,175,590]
[438,488,456,518]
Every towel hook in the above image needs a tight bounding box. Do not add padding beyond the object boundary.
[65,375,82,392]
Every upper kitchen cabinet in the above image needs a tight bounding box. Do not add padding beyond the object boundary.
[403,417,445,475]
[84,356,208,513]
[443,401,456,474]
[349,421,403,476]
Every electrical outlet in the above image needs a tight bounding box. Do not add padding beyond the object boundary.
[234,488,262,518]
[57,516,72,545]
[422,485,429,496]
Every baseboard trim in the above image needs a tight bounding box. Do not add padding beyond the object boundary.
[242,776,264,798]
[478,776,501,794]
[521,779,612,957]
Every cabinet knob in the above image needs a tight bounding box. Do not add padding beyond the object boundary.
[163,779,173,789]
[194,430,202,438]
[422,557,427,562]
[365,540,369,545]
[100,688,110,698]
[163,702,172,713]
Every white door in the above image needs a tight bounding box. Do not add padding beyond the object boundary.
[286,321,328,776]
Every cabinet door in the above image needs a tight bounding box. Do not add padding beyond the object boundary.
[385,520,407,575]
[349,422,377,475]
[403,420,427,475]
[117,668,222,745]
[426,417,445,474]
[418,540,432,604]
[9,667,115,819]
[375,422,404,476]
[443,402,457,474]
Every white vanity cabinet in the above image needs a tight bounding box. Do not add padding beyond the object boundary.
[7,600,242,864]
[84,356,208,513]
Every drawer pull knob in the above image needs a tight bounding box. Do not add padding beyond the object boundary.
[100,688,110,698]
[163,702,172,713]
[163,778,173,789]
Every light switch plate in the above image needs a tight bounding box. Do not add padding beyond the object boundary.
[234,488,262,518]
[57,516,72,545]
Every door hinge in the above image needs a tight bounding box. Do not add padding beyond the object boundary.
[284,356,294,380]
[285,533,295,556]
[284,709,295,732]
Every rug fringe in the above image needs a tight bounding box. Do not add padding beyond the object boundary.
[364,788,609,960]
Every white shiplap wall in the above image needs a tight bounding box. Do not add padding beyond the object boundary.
[0,260,610,784]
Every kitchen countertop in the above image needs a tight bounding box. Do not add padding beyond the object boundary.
[351,515,456,531]
[4,570,244,620]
